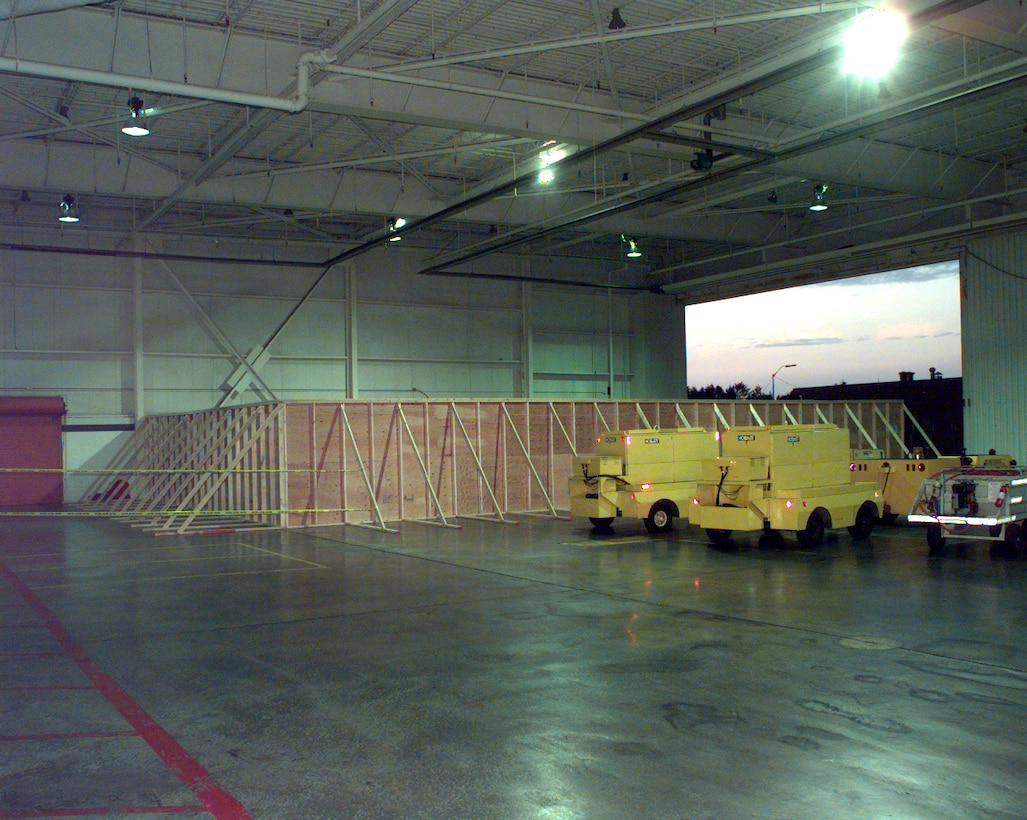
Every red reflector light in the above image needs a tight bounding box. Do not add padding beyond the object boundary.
[692,497,699,505]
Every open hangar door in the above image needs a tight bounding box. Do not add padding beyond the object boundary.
[0,397,65,506]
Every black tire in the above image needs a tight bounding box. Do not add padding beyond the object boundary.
[1017,524,1027,556]
[881,512,899,526]
[796,511,826,549]
[994,523,1022,560]
[926,524,945,556]
[706,528,732,545]
[757,530,786,550]
[848,501,877,540]
[589,517,615,530]
[644,500,675,534]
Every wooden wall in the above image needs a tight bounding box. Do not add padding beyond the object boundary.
[82,398,912,534]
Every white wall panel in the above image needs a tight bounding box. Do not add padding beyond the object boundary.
[54,289,132,351]
[11,288,58,350]
[272,299,347,358]
[2,238,687,499]
[271,362,349,397]
[962,234,1027,462]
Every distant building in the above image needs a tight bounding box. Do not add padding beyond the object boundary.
[785,371,963,456]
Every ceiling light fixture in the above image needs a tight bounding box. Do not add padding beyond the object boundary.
[121,96,150,137]
[621,235,642,258]
[842,10,907,78]
[809,184,828,211]
[388,216,407,241]
[58,194,80,223]
[538,142,566,167]
[537,141,566,185]
[690,151,713,172]
[608,8,626,30]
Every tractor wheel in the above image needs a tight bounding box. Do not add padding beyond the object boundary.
[796,510,826,549]
[644,500,676,534]
[848,501,877,541]
[926,524,945,556]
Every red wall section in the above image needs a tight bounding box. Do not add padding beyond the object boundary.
[0,397,65,506]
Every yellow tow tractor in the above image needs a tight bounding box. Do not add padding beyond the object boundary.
[691,424,881,548]
[850,450,1017,523]
[568,428,719,533]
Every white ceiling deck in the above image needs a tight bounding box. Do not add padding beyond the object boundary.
[1,0,1025,299]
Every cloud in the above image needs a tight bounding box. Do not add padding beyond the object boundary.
[831,260,958,287]
[749,337,847,348]
[875,322,956,341]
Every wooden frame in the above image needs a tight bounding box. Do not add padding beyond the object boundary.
[80,399,916,533]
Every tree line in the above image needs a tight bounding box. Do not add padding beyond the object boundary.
[688,383,775,399]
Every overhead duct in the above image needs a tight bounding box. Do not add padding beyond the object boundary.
[0,50,333,113]
[0,0,103,16]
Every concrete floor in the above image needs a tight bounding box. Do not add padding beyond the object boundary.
[1,512,1025,820]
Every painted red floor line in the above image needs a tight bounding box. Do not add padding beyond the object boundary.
[0,561,251,820]
[0,652,62,658]
[0,729,136,742]
[0,685,95,692]
[0,805,205,817]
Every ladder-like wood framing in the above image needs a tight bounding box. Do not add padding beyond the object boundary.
[86,398,922,535]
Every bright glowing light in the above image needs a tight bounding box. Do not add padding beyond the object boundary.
[539,144,567,166]
[842,11,907,78]
[121,122,150,137]
[538,167,555,184]
[640,483,651,491]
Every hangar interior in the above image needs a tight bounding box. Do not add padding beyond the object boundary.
[1,1,1027,818]
[1,0,1026,459]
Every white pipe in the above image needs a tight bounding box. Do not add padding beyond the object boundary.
[0,50,332,112]
[322,63,649,123]
[0,0,102,17]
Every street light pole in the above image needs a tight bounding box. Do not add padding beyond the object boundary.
[771,363,797,400]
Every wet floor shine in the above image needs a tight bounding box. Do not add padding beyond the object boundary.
[2,514,1025,819]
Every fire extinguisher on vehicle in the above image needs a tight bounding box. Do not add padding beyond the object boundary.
[995,484,1008,508]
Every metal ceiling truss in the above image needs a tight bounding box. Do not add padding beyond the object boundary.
[0,0,1025,299]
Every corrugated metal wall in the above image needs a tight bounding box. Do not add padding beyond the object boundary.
[962,235,1027,462]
